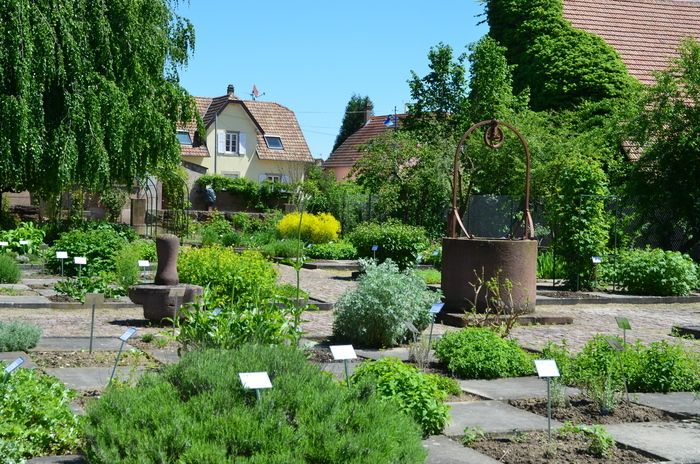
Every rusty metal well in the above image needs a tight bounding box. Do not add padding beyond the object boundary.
[442,120,537,313]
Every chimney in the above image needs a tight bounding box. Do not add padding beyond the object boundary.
[364,102,373,124]
[226,84,235,96]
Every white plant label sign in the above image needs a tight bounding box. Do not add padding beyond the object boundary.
[330,345,357,361]
[74,257,87,265]
[119,328,137,342]
[138,260,150,268]
[430,303,444,314]
[56,251,68,259]
[534,359,560,378]
[239,372,272,389]
[4,357,24,374]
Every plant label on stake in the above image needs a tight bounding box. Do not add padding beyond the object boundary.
[239,372,272,401]
[591,256,603,264]
[428,303,444,349]
[330,345,357,386]
[212,307,222,316]
[85,293,105,354]
[371,244,379,261]
[4,357,24,378]
[110,328,136,385]
[534,359,560,441]
[74,256,87,277]
[138,260,150,282]
[56,251,68,276]
[615,316,631,346]
[605,336,630,403]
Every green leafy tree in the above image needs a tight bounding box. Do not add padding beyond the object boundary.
[332,94,373,152]
[626,38,700,252]
[406,43,469,135]
[484,0,637,111]
[351,130,452,237]
[0,0,197,199]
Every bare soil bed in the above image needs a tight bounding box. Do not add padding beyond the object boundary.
[471,431,661,463]
[510,395,676,424]
[31,350,159,368]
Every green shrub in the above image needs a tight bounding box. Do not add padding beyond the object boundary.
[0,221,46,255]
[537,249,567,279]
[306,241,357,260]
[114,245,141,290]
[418,242,442,269]
[84,346,426,463]
[0,255,20,284]
[434,328,533,379]
[178,247,277,308]
[53,273,125,303]
[625,340,700,393]
[45,226,128,277]
[0,365,81,461]
[559,422,615,458]
[600,247,699,296]
[200,213,233,247]
[0,321,41,351]
[175,289,305,350]
[351,357,455,436]
[333,260,439,348]
[347,221,429,270]
[260,238,305,259]
[415,268,441,285]
[277,212,341,244]
[220,230,242,247]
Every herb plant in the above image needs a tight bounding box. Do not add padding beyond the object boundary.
[333,259,439,348]
[0,255,20,284]
[0,321,41,352]
[347,221,430,270]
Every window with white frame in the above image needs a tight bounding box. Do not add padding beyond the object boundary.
[266,174,281,182]
[225,131,238,154]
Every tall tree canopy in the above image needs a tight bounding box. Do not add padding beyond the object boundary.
[332,94,373,153]
[484,0,637,111]
[0,0,197,197]
[626,38,700,252]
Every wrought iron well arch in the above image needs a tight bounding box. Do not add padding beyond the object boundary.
[448,119,535,240]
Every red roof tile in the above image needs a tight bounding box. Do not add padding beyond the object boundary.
[323,115,405,168]
[563,0,700,85]
[177,96,211,157]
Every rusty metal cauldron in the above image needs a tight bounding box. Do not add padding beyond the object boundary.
[442,119,537,314]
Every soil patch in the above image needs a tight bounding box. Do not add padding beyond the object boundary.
[540,291,602,299]
[128,335,180,352]
[510,395,676,424]
[32,350,159,368]
[304,346,335,363]
[471,430,661,464]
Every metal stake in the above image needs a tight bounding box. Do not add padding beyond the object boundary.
[89,301,96,354]
[109,339,126,384]
[255,389,261,402]
[428,316,436,351]
[343,359,351,387]
[546,377,552,441]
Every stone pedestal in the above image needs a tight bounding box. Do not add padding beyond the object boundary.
[129,284,203,323]
[441,237,537,313]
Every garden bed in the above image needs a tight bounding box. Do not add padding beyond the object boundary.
[509,396,677,424]
[31,350,159,369]
[470,430,661,463]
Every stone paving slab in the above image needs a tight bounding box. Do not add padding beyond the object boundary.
[27,455,86,464]
[0,295,52,306]
[144,348,180,365]
[22,278,64,286]
[44,366,145,391]
[606,421,700,463]
[0,283,31,290]
[459,376,580,400]
[32,337,127,351]
[444,400,560,436]
[318,361,360,380]
[0,351,37,369]
[355,347,411,361]
[632,392,700,418]
[423,435,501,464]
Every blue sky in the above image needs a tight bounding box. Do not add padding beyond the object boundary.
[175,1,488,159]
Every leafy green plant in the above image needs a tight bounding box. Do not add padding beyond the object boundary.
[53,273,125,302]
[306,241,357,260]
[199,213,234,247]
[333,259,439,348]
[0,321,41,351]
[625,340,700,393]
[0,364,82,461]
[434,327,533,379]
[178,247,277,308]
[600,247,699,296]
[45,226,129,277]
[415,268,441,285]
[351,357,455,436]
[277,212,341,244]
[0,255,20,284]
[559,422,615,458]
[174,289,306,350]
[84,346,426,463]
[537,249,566,279]
[0,221,46,255]
[461,426,486,447]
[347,220,430,270]
[260,238,305,259]
[113,244,141,290]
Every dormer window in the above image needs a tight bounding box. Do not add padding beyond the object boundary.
[264,136,284,150]
[177,130,192,145]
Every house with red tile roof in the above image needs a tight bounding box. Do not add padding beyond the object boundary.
[178,84,313,185]
[562,0,700,86]
[323,114,404,181]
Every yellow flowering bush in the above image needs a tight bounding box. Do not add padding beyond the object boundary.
[277,212,341,244]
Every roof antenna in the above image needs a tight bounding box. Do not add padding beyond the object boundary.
[251,84,266,100]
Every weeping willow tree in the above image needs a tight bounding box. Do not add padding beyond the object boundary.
[0,0,197,201]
